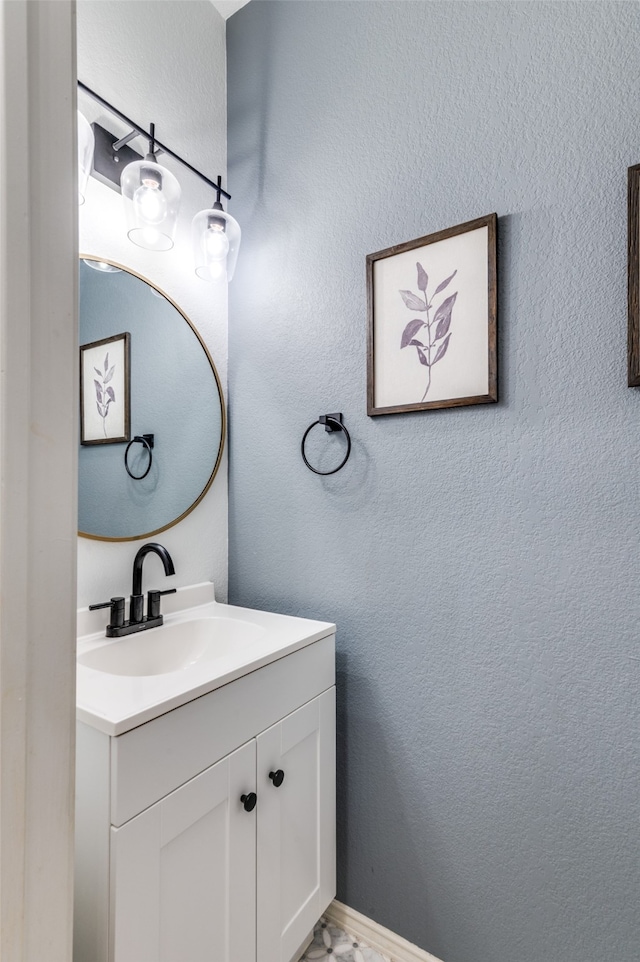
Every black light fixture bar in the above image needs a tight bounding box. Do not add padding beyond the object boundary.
[112,129,138,152]
[78,80,231,201]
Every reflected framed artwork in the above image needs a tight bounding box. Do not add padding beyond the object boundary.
[367,213,498,416]
[628,164,640,386]
[80,332,131,445]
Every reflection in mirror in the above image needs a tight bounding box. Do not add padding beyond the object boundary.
[79,257,225,541]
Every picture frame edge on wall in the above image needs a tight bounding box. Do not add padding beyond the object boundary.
[80,330,131,445]
[627,164,640,387]
[366,212,498,417]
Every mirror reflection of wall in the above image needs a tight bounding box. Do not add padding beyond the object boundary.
[78,257,225,541]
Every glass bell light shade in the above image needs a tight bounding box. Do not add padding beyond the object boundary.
[77,111,95,205]
[120,155,181,251]
[191,207,241,282]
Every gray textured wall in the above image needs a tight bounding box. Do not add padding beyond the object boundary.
[227,4,640,961]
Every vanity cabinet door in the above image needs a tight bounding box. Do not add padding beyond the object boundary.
[110,739,256,962]
[256,687,336,962]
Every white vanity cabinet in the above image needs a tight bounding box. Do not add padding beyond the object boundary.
[110,739,257,962]
[257,691,336,962]
[74,633,336,962]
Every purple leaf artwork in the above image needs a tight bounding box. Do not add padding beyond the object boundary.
[94,351,117,437]
[399,263,458,401]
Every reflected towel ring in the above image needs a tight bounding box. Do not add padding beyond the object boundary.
[124,434,154,480]
[301,413,351,475]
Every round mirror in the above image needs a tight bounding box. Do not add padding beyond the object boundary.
[78,257,225,541]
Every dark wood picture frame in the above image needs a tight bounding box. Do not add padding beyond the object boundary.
[628,164,640,386]
[80,332,131,445]
[366,213,498,416]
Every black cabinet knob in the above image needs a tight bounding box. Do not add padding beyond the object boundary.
[240,792,257,812]
[269,769,285,788]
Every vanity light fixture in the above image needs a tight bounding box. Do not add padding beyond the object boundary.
[77,81,239,276]
[120,123,181,251]
[77,110,95,205]
[192,176,241,282]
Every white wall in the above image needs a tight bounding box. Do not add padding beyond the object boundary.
[1,3,77,957]
[76,0,229,606]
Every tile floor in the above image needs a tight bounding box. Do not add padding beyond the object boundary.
[302,917,391,962]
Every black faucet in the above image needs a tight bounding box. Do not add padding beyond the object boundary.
[90,542,176,638]
[130,542,176,623]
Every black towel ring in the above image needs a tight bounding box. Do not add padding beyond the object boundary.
[301,413,351,476]
[124,434,154,480]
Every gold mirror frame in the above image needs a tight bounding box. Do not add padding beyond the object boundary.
[78,255,226,542]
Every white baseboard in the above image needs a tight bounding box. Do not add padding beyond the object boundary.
[324,900,444,962]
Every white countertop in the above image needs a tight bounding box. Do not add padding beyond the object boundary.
[76,583,335,736]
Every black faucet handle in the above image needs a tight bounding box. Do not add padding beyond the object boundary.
[89,596,125,629]
[147,588,177,620]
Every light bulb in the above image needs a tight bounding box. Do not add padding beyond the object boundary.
[133,183,167,226]
[208,260,226,281]
[192,205,240,281]
[141,227,161,247]
[205,227,230,261]
[122,154,181,251]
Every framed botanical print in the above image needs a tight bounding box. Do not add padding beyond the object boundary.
[367,213,498,416]
[628,164,640,386]
[80,332,131,444]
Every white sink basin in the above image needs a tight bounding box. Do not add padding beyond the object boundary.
[76,583,336,736]
[77,617,265,677]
